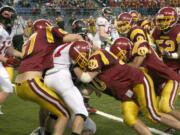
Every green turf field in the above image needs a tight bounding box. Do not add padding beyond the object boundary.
[1,93,180,135]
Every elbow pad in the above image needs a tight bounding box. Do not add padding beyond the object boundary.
[80,72,92,83]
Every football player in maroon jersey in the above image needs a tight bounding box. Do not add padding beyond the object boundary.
[152,7,180,74]
[110,37,180,129]
[72,46,180,135]
[15,18,85,135]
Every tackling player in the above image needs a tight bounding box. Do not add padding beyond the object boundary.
[15,18,84,135]
[72,46,180,135]
[111,37,180,121]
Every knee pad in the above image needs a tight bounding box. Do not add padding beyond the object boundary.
[75,113,87,121]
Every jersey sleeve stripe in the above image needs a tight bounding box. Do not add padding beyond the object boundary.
[27,33,37,55]
[46,26,55,44]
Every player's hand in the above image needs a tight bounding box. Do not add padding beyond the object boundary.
[6,57,21,67]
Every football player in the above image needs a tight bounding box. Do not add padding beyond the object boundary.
[129,10,141,26]
[15,18,84,135]
[72,46,180,135]
[111,37,180,121]
[117,12,162,57]
[152,7,180,74]
[0,5,22,114]
[86,16,96,35]
[71,19,98,113]
[117,12,132,37]
[137,17,158,51]
[94,7,119,50]
[44,41,92,135]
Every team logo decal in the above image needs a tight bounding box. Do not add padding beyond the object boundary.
[88,59,99,70]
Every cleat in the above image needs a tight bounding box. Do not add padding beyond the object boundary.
[85,103,97,114]
[86,105,97,114]
[164,128,176,134]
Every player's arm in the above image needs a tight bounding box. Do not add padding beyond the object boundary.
[128,40,149,68]
[6,46,23,58]
[128,55,146,68]
[99,25,109,39]
[73,67,99,83]
[63,33,84,42]
[52,27,84,42]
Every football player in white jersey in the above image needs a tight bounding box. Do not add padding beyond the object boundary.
[94,7,119,50]
[71,19,98,114]
[0,5,22,114]
[44,41,95,135]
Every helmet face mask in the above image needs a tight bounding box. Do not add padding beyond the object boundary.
[117,12,132,35]
[156,15,175,30]
[118,21,131,34]
[156,7,178,31]
[74,51,89,69]
[111,37,132,62]
[69,41,91,69]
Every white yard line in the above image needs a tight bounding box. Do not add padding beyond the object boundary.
[95,110,172,135]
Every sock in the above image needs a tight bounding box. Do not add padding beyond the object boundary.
[44,130,51,135]
[71,132,80,135]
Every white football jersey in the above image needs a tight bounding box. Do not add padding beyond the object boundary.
[94,16,119,49]
[96,17,111,34]
[52,43,73,69]
[0,25,13,57]
[95,17,110,42]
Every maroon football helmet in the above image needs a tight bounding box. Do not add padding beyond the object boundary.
[156,7,178,30]
[33,19,52,31]
[117,12,133,34]
[69,41,91,69]
[129,10,141,23]
[110,37,132,62]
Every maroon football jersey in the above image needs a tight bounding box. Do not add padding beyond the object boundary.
[131,40,180,81]
[87,49,144,101]
[19,27,67,73]
[152,24,180,72]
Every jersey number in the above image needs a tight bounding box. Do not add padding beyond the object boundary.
[156,39,175,52]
